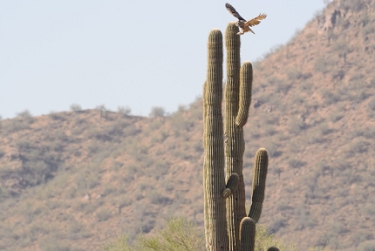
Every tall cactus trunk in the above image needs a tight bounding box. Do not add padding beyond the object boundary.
[224,23,247,251]
[203,29,228,251]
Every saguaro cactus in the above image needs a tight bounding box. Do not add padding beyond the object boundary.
[203,23,271,251]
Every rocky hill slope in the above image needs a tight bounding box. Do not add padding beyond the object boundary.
[1,0,375,250]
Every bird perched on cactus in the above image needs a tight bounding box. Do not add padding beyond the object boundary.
[225,3,267,35]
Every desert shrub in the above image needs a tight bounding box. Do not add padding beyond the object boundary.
[331,69,345,80]
[329,110,343,122]
[96,209,112,222]
[320,88,340,105]
[75,201,101,214]
[104,217,205,251]
[71,125,86,136]
[255,225,298,251]
[317,122,333,136]
[193,140,203,153]
[14,143,62,186]
[122,124,139,137]
[294,205,316,231]
[96,104,107,118]
[286,68,303,81]
[39,235,83,251]
[300,80,312,91]
[25,223,48,242]
[146,188,170,205]
[268,215,287,234]
[287,116,306,134]
[48,111,66,121]
[270,77,289,94]
[263,141,282,158]
[288,159,306,169]
[3,116,33,133]
[359,241,375,251]
[17,109,33,119]
[67,220,87,240]
[76,170,101,190]
[118,196,133,208]
[314,57,327,73]
[330,222,349,236]
[291,93,304,105]
[349,138,369,154]
[368,96,375,112]
[362,19,375,36]
[333,38,351,58]
[118,106,131,116]
[70,104,82,112]
[149,107,166,118]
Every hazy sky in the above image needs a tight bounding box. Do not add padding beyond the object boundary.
[0,0,326,119]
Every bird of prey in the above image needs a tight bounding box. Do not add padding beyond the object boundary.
[225,3,267,35]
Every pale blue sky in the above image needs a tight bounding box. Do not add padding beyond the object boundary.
[0,1,326,119]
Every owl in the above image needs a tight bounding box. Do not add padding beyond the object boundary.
[225,3,267,35]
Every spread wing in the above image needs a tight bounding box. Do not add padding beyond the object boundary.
[245,13,267,27]
[225,3,246,22]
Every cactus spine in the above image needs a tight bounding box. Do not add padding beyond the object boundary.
[203,23,271,251]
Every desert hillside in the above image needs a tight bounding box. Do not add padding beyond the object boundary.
[1,0,375,250]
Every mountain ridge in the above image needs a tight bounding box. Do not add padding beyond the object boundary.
[1,0,375,250]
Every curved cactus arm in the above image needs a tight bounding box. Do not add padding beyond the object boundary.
[222,173,239,198]
[236,62,253,127]
[239,217,256,251]
[248,148,269,223]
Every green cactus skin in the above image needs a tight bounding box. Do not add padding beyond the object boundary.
[236,62,253,127]
[249,148,268,223]
[203,28,228,251]
[239,217,256,251]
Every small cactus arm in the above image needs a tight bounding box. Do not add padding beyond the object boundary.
[249,148,268,223]
[239,217,256,251]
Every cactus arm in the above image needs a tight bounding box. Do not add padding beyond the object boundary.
[239,217,256,251]
[248,148,269,223]
[203,29,229,251]
[222,173,240,198]
[236,62,253,127]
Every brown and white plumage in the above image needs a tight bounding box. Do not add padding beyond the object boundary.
[225,3,267,35]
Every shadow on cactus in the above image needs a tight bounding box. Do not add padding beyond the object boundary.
[203,22,275,251]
